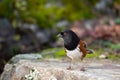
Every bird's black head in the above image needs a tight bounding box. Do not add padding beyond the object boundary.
[58,30,80,50]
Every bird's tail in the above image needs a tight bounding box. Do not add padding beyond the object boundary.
[86,49,94,54]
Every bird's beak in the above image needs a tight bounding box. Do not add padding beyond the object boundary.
[57,33,62,38]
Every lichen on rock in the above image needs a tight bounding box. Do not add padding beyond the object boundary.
[25,67,40,80]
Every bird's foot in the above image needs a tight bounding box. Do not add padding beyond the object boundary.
[67,66,72,70]
[80,67,86,71]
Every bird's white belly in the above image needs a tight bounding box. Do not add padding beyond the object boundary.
[66,47,83,59]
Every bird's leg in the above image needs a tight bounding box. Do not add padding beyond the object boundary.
[67,58,73,70]
[79,59,86,71]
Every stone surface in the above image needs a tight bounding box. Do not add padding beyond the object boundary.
[1,57,120,80]
[99,54,108,59]
[9,53,42,63]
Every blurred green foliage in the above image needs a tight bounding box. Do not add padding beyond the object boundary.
[0,0,98,28]
[62,0,98,20]
[0,0,13,18]
[1,0,120,28]
[110,44,120,50]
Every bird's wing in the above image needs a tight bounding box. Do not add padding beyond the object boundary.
[79,40,94,54]
[79,40,87,60]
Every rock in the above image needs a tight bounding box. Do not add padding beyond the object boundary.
[94,0,114,16]
[1,55,120,80]
[21,23,38,32]
[99,54,108,59]
[9,53,42,64]
[99,52,109,59]
[56,20,69,28]
[36,30,51,44]
[0,18,14,38]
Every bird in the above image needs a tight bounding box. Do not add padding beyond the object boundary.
[58,30,93,71]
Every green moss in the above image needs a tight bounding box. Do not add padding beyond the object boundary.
[41,47,120,61]
[8,59,14,64]
[41,48,66,58]
[108,54,120,60]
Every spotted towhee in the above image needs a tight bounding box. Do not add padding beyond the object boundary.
[58,30,93,71]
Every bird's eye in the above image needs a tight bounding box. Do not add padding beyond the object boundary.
[64,32,67,36]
